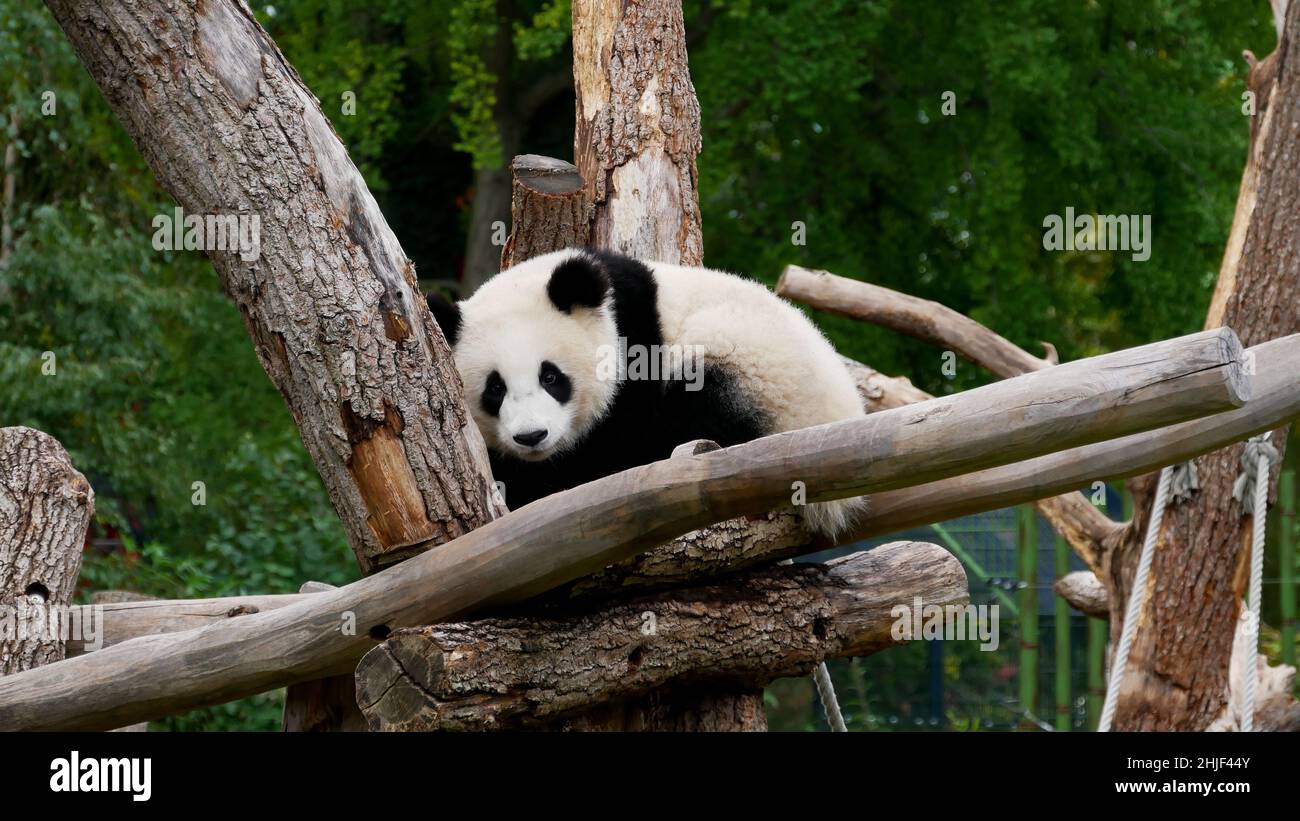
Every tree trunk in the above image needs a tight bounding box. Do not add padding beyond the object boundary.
[500,155,590,269]
[572,0,703,265]
[45,0,504,578]
[1108,0,1300,731]
[0,108,16,266]
[0,427,93,675]
[45,0,510,732]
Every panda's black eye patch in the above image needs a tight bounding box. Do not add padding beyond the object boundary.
[482,371,507,417]
[539,361,572,404]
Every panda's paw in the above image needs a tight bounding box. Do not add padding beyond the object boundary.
[802,496,869,544]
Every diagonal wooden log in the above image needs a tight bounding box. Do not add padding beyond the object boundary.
[282,581,368,732]
[777,265,1056,378]
[777,264,1120,563]
[45,0,512,731]
[0,427,93,675]
[354,541,968,731]
[61,331,1300,656]
[44,0,504,575]
[0,328,1249,730]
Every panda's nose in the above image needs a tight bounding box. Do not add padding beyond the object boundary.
[513,429,548,447]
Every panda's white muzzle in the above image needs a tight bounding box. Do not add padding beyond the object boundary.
[498,391,569,460]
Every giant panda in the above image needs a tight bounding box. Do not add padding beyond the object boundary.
[427,247,868,539]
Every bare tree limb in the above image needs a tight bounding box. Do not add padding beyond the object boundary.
[778,264,1121,563]
[777,265,1055,378]
[1054,572,1109,619]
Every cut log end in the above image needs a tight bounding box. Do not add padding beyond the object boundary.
[510,155,585,196]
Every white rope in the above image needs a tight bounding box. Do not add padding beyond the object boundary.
[1099,465,1174,732]
[778,557,848,731]
[813,661,848,732]
[1239,433,1276,732]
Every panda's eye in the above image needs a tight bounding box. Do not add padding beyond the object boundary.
[485,372,506,396]
[539,361,572,403]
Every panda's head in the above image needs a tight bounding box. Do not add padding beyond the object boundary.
[428,250,620,462]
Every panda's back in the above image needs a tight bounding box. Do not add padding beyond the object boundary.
[647,261,866,437]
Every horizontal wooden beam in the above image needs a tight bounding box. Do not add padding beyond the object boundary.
[355,541,967,731]
[0,328,1247,730]
[849,333,1295,552]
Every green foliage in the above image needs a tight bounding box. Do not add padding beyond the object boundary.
[687,0,1274,395]
[1,1,354,730]
[514,0,572,63]
[447,0,505,169]
[257,1,411,192]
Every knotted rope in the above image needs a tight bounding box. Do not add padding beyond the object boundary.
[1236,433,1277,732]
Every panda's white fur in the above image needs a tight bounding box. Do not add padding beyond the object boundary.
[454,256,620,461]
[436,248,869,540]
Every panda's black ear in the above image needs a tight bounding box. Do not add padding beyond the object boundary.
[425,290,462,346]
[547,254,611,314]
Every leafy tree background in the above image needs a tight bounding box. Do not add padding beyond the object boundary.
[0,0,1280,729]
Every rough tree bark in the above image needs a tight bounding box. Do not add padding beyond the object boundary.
[45,0,504,577]
[1107,0,1300,731]
[44,0,515,731]
[500,155,590,269]
[572,0,703,264]
[354,542,968,731]
[0,427,93,674]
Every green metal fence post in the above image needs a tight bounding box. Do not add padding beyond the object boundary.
[1087,618,1106,730]
[1018,505,1039,728]
[1054,533,1071,731]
